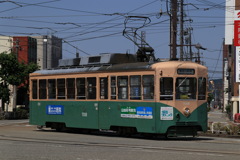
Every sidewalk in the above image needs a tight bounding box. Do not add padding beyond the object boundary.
[208,108,230,124]
[202,108,240,137]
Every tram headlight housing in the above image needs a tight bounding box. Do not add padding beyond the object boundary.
[183,107,191,117]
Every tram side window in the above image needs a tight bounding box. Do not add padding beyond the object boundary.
[130,75,141,100]
[48,79,56,99]
[87,77,96,99]
[111,76,116,99]
[67,78,75,99]
[160,78,173,100]
[143,75,154,100]
[39,79,47,99]
[198,77,206,100]
[57,79,65,99]
[176,78,196,99]
[100,78,108,99]
[32,80,38,99]
[118,76,128,99]
[76,78,86,99]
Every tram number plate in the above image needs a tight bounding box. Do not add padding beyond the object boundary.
[46,105,64,115]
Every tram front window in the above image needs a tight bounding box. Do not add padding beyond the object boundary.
[176,78,196,99]
[198,77,206,100]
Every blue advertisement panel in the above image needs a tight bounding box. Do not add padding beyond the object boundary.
[46,105,64,115]
[136,106,153,119]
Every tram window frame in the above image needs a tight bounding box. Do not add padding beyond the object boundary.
[130,75,141,100]
[87,77,96,99]
[110,76,117,100]
[176,77,196,100]
[143,75,154,100]
[198,77,206,100]
[160,77,173,100]
[48,79,56,99]
[57,79,66,99]
[67,78,75,99]
[118,76,128,100]
[32,80,38,99]
[76,78,86,99]
[39,79,47,99]
[100,77,108,99]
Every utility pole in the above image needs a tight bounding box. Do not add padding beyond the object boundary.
[189,28,193,61]
[170,0,178,60]
[185,27,193,61]
[13,38,20,116]
[180,0,184,61]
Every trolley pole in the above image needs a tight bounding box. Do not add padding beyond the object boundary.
[170,0,178,60]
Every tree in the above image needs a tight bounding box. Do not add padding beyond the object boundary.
[0,82,10,111]
[0,52,39,111]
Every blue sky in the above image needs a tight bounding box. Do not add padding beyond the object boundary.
[0,0,225,79]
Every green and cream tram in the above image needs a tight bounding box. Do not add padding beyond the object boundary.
[29,54,207,137]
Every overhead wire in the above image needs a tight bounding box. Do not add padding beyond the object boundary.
[0,0,225,64]
[208,39,224,80]
[0,0,60,13]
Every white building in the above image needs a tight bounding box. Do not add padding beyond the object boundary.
[0,36,13,54]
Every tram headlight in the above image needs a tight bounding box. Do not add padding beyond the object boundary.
[183,107,191,117]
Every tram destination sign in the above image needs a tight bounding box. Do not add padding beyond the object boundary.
[177,69,195,75]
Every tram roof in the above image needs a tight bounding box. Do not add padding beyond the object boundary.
[31,61,207,76]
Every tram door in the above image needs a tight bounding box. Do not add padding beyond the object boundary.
[76,77,99,129]
[98,77,110,129]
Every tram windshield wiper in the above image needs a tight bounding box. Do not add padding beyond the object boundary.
[177,77,187,88]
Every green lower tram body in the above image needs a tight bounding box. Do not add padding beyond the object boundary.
[29,101,207,137]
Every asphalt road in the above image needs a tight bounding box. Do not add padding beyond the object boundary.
[0,121,240,160]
